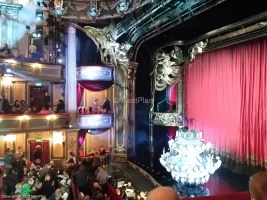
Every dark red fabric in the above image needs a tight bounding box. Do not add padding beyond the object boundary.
[167,85,177,139]
[78,81,113,92]
[77,84,85,107]
[185,39,267,167]
[107,183,123,200]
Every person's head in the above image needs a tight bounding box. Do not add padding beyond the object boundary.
[59,99,64,104]
[0,94,5,100]
[4,43,8,48]
[45,174,51,181]
[6,148,10,154]
[147,187,180,200]
[95,99,98,102]
[14,100,19,106]
[84,196,90,200]
[36,145,41,149]
[22,177,29,184]
[100,146,104,150]
[17,147,22,152]
[89,107,93,112]
[32,106,37,112]
[45,92,48,96]
[249,171,267,200]
[20,100,26,105]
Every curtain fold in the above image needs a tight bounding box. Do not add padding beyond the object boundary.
[167,85,177,139]
[78,130,87,149]
[185,38,267,173]
[77,84,84,108]
[78,81,113,92]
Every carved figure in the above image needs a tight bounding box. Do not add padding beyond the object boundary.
[153,47,183,91]
[116,0,129,15]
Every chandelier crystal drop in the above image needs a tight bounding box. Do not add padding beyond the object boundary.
[160,129,222,185]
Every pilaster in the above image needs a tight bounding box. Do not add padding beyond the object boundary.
[127,62,138,156]
[66,25,77,124]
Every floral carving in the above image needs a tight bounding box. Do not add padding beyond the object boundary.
[152,112,183,126]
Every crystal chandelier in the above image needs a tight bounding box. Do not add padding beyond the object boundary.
[160,129,221,185]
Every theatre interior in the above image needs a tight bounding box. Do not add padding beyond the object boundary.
[0,0,267,199]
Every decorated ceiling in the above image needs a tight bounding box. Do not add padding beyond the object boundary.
[51,0,152,22]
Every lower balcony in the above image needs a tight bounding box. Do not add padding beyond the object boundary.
[0,113,69,132]
[76,113,114,129]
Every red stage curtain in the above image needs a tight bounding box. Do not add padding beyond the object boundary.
[185,38,267,172]
[167,85,177,139]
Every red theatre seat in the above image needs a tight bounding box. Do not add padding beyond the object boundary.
[183,192,251,200]
[107,183,123,200]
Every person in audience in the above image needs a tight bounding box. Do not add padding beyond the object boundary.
[6,169,18,194]
[43,92,51,110]
[88,107,93,114]
[13,156,26,182]
[101,97,111,113]
[73,165,92,197]
[15,147,24,159]
[96,166,109,193]
[40,174,54,198]
[29,43,37,53]
[12,100,21,113]
[21,177,31,198]
[20,100,29,113]
[249,171,267,200]
[67,152,77,165]
[39,164,52,181]
[99,146,106,156]
[33,145,42,162]
[0,43,11,57]
[147,187,180,200]
[0,94,10,114]
[39,106,50,114]
[54,99,65,113]
[92,99,99,113]
[0,168,6,200]
[4,148,14,170]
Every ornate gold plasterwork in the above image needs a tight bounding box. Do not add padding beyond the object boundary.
[82,23,132,64]
[153,46,184,91]
[151,112,183,126]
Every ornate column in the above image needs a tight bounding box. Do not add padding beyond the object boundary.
[177,67,184,124]
[127,62,138,155]
[113,60,129,162]
[65,25,77,124]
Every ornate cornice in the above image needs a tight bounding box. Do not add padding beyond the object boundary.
[150,112,183,127]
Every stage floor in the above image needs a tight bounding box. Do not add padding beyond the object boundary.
[128,155,249,197]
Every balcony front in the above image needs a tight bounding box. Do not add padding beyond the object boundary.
[76,113,114,129]
[150,112,183,127]
[0,113,69,133]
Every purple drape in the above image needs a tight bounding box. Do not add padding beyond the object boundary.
[77,84,84,107]
[79,81,113,91]
[78,130,87,149]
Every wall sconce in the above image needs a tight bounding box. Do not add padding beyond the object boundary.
[53,131,63,144]
[18,115,30,121]
[4,134,16,142]
[46,115,57,121]
[2,77,12,86]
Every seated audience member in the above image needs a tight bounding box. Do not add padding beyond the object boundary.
[21,177,31,198]
[24,106,37,114]
[39,164,52,181]
[5,169,18,194]
[147,187,180,200]
[0,44,11,57]
[99,146,106,156]
[249,171,267,200]
[39,107,50,114]
[20,100,29,113]
[54,99,65,113]
[12,100,21,113]
[40,174,54,199]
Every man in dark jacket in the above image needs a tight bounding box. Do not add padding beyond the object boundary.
[73,166,92,196]
[0,94,10,114]
[101,97,111,113]
[43,92,51,110]
[4,149,14,170]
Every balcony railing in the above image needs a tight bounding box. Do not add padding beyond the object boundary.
[150,112,183,127]
[77,113,114,129]
[0,113,69,132]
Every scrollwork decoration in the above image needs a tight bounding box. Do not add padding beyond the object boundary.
[115,145,126,153]
[51,0,68,16]
[188,39,208,62]
[116,0,130,16]
[153,46,184,91]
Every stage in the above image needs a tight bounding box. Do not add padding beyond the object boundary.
[127,155,249,197]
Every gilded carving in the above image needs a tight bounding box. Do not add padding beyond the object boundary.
[28,132,51,139]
